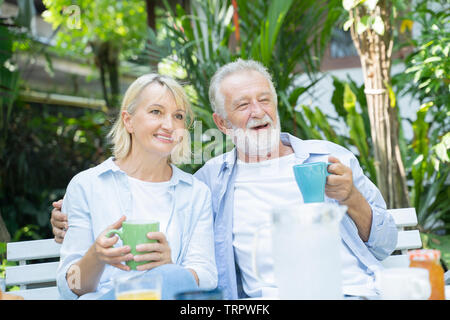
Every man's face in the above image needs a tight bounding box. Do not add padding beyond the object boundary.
[218,70,280,156]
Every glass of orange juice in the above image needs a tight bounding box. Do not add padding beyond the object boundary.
[114,274,162,300]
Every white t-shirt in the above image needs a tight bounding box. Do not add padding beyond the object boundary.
[233,153,303,297]
[232,153,374,297]
[127,176,172,239]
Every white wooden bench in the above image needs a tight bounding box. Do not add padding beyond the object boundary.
[381,207,423,268]
[5,239,61,299]
[3,207,443,299]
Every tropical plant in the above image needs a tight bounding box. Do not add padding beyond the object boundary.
[0,0,35,242]
[409,107,449,233]
[329,76,377,183]
[392,0,450,233]
[145,0,341,172]
[394,0,449,123]
[342,0,410,209]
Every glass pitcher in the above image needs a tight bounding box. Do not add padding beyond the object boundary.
[252,202,346,299]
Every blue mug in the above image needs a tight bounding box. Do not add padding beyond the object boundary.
[293,162,332,203]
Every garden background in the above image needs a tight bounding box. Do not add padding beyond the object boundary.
[1,0,449,280]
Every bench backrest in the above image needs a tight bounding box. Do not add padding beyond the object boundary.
[381,208,422,268]
[5,239,61,299]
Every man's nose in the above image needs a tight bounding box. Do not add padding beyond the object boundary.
[248,100,265,118]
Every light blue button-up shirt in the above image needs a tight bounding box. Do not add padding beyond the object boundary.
[194,132,398,299]
[57,157,217,299]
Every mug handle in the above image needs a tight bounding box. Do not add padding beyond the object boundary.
[105,229,123,239]
[325,162,333,177]
[251,223,272,286]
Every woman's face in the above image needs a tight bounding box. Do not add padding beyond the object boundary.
[123,82,187,159]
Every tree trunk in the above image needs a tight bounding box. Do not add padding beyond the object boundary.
[0,210,11,243]
[145,0,156,30]
[349,1,410,209]
[107,43,120,110]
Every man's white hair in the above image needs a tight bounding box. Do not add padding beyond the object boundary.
[208,59,277,118]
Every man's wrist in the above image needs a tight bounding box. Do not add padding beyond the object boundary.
[340,185,357,207]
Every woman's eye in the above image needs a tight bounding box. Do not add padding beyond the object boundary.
[150,109,161,115]
[175,114,184,120]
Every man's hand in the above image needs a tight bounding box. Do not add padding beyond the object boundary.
[325,156,354,203]
[325,156,372,242]
[51,199,68,244]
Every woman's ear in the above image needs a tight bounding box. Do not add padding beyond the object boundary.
[122,110,133,134]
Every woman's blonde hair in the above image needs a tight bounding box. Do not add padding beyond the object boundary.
[107,73,194,164]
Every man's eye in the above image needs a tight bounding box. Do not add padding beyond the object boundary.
[238,103,248,108]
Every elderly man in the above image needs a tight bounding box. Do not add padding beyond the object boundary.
[51,59,397,299]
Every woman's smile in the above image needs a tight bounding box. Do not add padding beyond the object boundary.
[153,133,174,144]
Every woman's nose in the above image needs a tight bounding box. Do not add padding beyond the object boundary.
[161,115,174,130]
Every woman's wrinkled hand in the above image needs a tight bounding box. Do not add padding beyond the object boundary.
[93,216,134,271]
[133,232,173,271]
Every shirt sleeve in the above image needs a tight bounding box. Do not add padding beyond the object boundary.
[56,173,95,300]
[180,185,218,290]
[349,155,398,260]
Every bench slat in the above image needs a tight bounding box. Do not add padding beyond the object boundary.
[387,208,418,228]
[5,262,59,286]
[381,254,409,268]
[396,230,422,251]
[7,239,61,261]
[8,286,60,300]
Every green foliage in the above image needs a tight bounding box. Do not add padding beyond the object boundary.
[328,76,377,183]
[342,0,408,36]
[420,233,450,270]
[41,0,149,109]
[392,0,450,233]
[41,0,148,60]
[409,103,449,233]
[395,0,449,115]
[145,0,341,172]
[0,102,111,240]
[0,241,15,281]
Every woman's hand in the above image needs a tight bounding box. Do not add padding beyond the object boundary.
[133,232,173,271]
[93,216,134,271]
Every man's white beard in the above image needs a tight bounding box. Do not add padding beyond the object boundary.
[230,114,281,157]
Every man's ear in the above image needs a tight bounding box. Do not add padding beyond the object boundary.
[212,113,231,135]
[122,110,133,134]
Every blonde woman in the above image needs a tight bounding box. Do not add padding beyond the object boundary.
[56,74,217,299]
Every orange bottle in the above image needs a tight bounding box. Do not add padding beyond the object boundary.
[408,249,445,300]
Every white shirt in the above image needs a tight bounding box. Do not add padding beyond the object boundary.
[340,240,375,296]
[57,158,217,299]
[232,153,374,298]
[233,153,303,297]
[127,176,172,235]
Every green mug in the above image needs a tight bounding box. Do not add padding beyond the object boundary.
[106,219,160,270]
